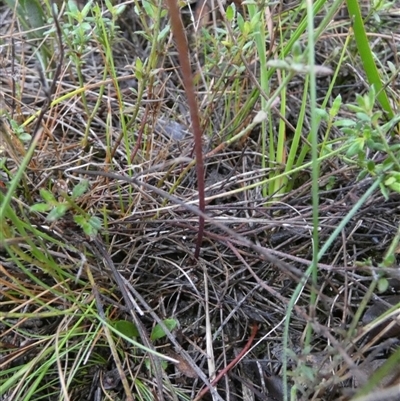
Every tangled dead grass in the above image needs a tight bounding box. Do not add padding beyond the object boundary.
[1,1,400,400]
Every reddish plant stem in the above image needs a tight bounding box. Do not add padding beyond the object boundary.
[193,323,259,401]
[129,104,149,164]
[166,0,205,259]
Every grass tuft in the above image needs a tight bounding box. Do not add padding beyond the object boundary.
[1,1,400,400]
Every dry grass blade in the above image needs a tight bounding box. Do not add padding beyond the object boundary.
[1,1,400,401]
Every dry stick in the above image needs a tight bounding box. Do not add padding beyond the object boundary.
[193,323,259,401]
[166,0,206,259]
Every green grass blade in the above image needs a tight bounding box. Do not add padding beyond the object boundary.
[346,0,394,118]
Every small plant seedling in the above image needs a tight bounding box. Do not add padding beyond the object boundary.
[31,179,102,239]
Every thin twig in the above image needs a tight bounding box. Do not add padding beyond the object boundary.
[193,323,259,401]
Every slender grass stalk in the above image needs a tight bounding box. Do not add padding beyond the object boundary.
[246,4,270,197]
[314,0,348,39]
[275,70,288,194]
[81,4,112,148]
[346,0,394,118]
[306,0,320,347]
[282,178,382,400]
[282,0,320,398]
[116,0,167,162]
[347,280,378,339]
[285,75,308,192]
[0,133,43,222]
[245,0,339,198]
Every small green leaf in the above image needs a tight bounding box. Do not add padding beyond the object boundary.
[384,176,396,186]
[355,93,365,109]
[74,215,101,238]
[266,60,290,69]
[237,12,244,33]
[357,170,368,181]
[47,204,69,221]
[150,318,178,341]
[74,214,85,226]
[367,85,376,110]
[387,61,396,75]
[330,94,342,116]
[249,11,261,31]
[40,188,57,203]
[366,160,375,173]
[334,119,356,127]
[292,41,302,58]
[157,25,170,42]
[135,58,143,80]
[67,0,79,16]
[377,277,389,293]
[226,4,235,22]
[74,215,89,232]
[315,108,328,120]
[81,0,93,18]
[105,0,113,13]
[301,365,316,381]
[370,110,382,124]
[115,4,127,15]
[383,253,395,267]
[80,22,92,32]
[346,137,364,157]
[114,320,139,338]
[18,132,32,142]
[89,216,102,230]
[72,179,89,199]
[325,176,336,191]
[368,141,385,152]
[30,203,51,212]
[356,112,371,123]
[242,20,251,36]
[382,159,395,170]
[342,128,355,136]
[21,0,46,33]
[379,182,390,200]
[142,0,155,18]
[388,181,400,193]
[347,104,364,114]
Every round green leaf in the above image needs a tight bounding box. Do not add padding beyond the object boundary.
[150,318,178,341]
[114,320,139,338]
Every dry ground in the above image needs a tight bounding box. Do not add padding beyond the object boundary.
[1,1,400,400]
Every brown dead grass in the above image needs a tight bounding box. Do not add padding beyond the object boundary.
[1,1,400,401]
